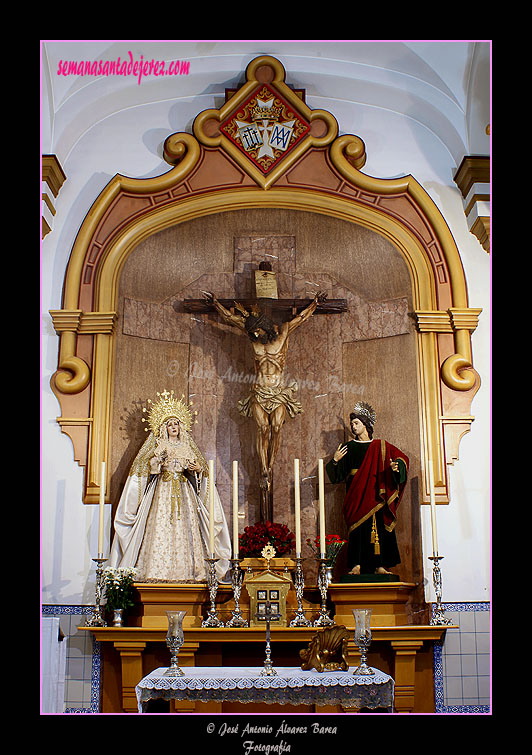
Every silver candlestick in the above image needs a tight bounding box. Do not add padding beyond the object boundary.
[429,555,452,626]
[85,557,108,627]
[202,557,225,627]
[290,557,311,626]
[313,558,335,626]
[226,558,248,627]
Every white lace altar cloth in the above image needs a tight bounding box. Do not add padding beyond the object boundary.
[136,666,394,712]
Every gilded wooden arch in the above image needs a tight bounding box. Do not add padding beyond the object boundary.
[50,55,481,507]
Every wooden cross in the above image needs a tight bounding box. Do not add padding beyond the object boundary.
[180,297,347,316]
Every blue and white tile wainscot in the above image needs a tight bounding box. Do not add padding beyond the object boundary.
[433,602,490,713]
[42,605,101,713]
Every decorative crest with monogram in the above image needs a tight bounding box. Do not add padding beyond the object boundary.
[192,55,339,189]
[220,86,310,175]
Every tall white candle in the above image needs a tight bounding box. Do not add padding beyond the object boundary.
[98,461,106,557]
[233,460,239,559]
[294,458,301,557]
[318,459,326,558]
[208,460,215,557]
[428,459,439,556]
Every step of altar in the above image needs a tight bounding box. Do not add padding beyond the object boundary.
[128,579,417,629]
[328,581,416,627]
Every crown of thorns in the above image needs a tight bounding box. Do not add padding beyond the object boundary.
[234,301,276,334]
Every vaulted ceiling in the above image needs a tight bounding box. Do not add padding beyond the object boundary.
[41,40,490,171]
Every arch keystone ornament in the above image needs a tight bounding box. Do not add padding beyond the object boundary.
[50,54,482,507]
[191,55,341,189]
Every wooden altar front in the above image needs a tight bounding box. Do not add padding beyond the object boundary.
[82,581,454,714]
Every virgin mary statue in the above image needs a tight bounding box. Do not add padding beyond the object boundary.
[109,390,231,583]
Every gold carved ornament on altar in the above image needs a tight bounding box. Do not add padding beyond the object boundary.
[300,625,351,673]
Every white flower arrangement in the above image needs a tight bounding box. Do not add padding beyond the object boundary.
[102,567,137,611]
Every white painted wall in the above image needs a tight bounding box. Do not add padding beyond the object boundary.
[41,40,490,607]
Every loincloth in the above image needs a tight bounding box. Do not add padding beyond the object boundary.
[238,381,303,418]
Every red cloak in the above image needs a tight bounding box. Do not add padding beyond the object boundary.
[342,438,409,534]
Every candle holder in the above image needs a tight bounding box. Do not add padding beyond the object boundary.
[164,610,186,677]
[289,557,312,627]
[226,558,248,627]
[202,557,225,627]
[313,558,335,627]
[256,601,281,676]
[85,557,108,627]
[352,608,374,676]
[429,555,452,626]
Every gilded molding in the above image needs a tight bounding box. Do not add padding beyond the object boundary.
[440,311,482,391]
[329,137,469,306]
[42,154,67,197]
[49,310,116,397]
[60,133,200,313]
[50,310,117,335]
[413,308,482,335]
[78,312,117,334]
[330,138,481,393]
[53,354,91,395]
[57,417,93,426]
[439,415,476,466]
[50,320,91,395]
[414,308,481,392]
[50,309,83,332]
[42,192,55,216]
[470,216,490,253]
[49,137,198,400]
[413,311,453,333]
[453,156,490,253]
[454,156,489,197]
[448,308,482,332]
[94,189,435,314]
[441,346,476,392]
[42,154,67,239]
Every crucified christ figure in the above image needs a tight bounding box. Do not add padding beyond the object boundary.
[202,290,326,522]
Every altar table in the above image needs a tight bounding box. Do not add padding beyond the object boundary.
[135,666,394,713]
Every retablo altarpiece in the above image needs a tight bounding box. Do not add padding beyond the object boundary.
[52,54,479,712]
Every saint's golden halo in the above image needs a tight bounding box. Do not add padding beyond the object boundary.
[141,389,197,435]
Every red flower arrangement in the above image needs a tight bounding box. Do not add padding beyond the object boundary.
[239,521,296,558]
[306,533,347,566]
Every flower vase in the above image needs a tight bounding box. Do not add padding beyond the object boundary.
[112,608,125,627]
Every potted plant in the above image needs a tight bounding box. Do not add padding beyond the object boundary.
[102,567,137,626]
